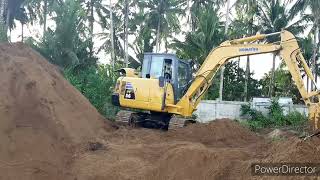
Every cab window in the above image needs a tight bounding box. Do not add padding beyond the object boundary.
[178,62,188,87]
[149,56,164,78]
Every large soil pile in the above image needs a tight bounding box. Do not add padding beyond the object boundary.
[0,43,113,180]
[1,43,319,180]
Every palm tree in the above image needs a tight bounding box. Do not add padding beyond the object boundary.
[235,0,258,101]
[291,0,320,91]
[219,0,231,101]
[172,7,225,101]
[258,0,305,97]
[31,0,90,68]
[24,0,62,35]
[189,0,224,31]
[81,0,104,57]
[172,7,225,64]
[138,0,185,52]
[129,4,156,64]
[0,0,28,41]
[299,35,314,92]
[228,10,251,99]
[14,7,28,42]
[96,0,140,68]
[96,1,120,68]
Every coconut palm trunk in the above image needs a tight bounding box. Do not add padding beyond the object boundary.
[155,0,163,53]
[317,25,320,86]
[244,17,253,101]
[43,0,48,34]
[21,22,24,42]
[244,55,250,101]
[110,0,115,69]
[311,27,318,91]
[0,0,7,41]
[124,0,129,67]
[155,15,161,52]
[269,53,276,97]
[218,0,231,101]
[5,1,9,34]
[237,57,240,79]
[89,0,94,57]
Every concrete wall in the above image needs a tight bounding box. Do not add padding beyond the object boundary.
[194,100,308,123]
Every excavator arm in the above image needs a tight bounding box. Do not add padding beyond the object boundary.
[171,30,320,129]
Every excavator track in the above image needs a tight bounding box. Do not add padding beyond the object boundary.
[115,110,132,125]
[169,116,196,130]
[115,110,196,130]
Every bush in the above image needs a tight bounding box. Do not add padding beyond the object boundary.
[285,111,307,125]
[240,99,307,131]
[240,104,272,130]
[267,98,286,126]
[64,64,119,120]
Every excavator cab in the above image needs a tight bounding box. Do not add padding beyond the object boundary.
[141,53,192,102]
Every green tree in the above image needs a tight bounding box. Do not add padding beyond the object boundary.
[97,0,135,67]
[65,64,119,119]
[291,0,320,90]
[172,7,225,64]
[81,0,105,57]
[138,0,185,52]
[129,1,155,64]
[205,61,261,101]
[25,0,62,34]
[172,6,261,101]
[7,1,28,41]
[23,0,120,120]
[298,35,313,92]
[189,0,224,31]
[260,68,302,104]
[258,0,305,97]
[14,7,28,42]
[1,0,27,41]
[27,0,93,68]
[235,0,259,101]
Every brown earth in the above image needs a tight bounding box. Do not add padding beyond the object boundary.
[0,43,114,180]
[0,43,320,180]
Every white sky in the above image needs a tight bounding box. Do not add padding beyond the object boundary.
[9,0,307,81]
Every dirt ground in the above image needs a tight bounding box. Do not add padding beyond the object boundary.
[1,43,320,180]
[74,121,320,180]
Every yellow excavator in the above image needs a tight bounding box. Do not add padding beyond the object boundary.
[112,30,320,131]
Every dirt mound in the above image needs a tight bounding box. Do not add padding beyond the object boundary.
[77,120,319,180]
[166,119,263,147]
[0,43,113,180]
[265,137,320,162]
[142,120,266,180]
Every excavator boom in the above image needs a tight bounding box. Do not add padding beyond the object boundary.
[173,30,320,129]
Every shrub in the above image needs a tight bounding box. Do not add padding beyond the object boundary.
[240,104,272,131]
[285,111,308,132]
[64,64,119,120]
[240,100,307,131]
[267,98,286,126]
